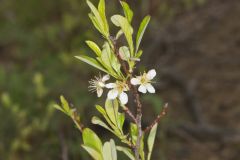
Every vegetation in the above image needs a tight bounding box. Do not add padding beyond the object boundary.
[2,0,239,159]
[54,0,167,159]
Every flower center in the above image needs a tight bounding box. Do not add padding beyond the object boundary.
[97,81,105,88]
[140,73,149,84]
[116,81,128,92]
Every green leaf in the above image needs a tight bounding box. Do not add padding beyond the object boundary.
[96,57,119,79]
[54,95,72,116]
[86,40,102,57]
[101,43,121,76]
[120,1,133,23]
[75,55,108,73]
[116,29,123,40]
[103,139,117,160]
[95,105,123,141]
[147,124,158,160]
[130,123,137,145]
[82,145,103,160]
[116,146,135,160]
[86,0,104,33]
[110,56,121,76]
[100,43,115,71]
[110,139,117,160]
[136,15,151,53]
[105,99,119,126]
[82,128,103,154]
[96,105,118,130]
[103,142,111,160]
[136,50,143,58]
[140,135,145,160]
[98,0,109,35]
[92,116,114,134]
[96,105,107,116]
[98,0,105,19]
[117,113,125,130]
[89,13,102,34]
[53,104,65,114]
[119,46,130,61]
[95,105,112,125]
[60,95,70,113]
[111,15,134,56]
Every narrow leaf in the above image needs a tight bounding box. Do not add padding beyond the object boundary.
[86,40,102,57]
[116,146,135,160]
[105,99,119,126]
[100,43,121,76]
[103,140,117,160]
[117,113,125,130]
[140,134,145,160]
[86,0,104,32]
[82,128,103,154]
[119,46,130,61]
[75,55,108,73]
[98,0,109,35]
[115,29,123,40]
[111,15,134,56]
[60,95,71,116]
[110,139,117,160]
[103,142,111,160]
[92,116,114,134]
[136,15,151,53]
[136,50,143,58]
[95,105,119,132]
[100,43,114,71]
[96,57,119,79]
[53,104,65,114]
[130,123,137,145]
[82,145,103,160]
[120,1,133,23]
[89,13,102,34]
[147,124,158,160]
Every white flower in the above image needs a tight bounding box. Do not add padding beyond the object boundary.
[88,74,110,97]
[130,69,156,94]
[106,81,129,105]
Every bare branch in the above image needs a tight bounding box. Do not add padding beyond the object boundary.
[144,103,168,133]
[122,105,137,123]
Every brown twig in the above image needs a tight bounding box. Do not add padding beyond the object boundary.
[71,108,84,132]
[132,85,143,160]
[122,105,137,123]
[59,129,69,160]
[111,37,143,160]
[144,103,168,133]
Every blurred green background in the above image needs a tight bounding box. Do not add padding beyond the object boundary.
[1,0,240,159]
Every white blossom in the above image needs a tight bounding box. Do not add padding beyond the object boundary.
[106,81,129,105]
[130,69,156,94]
[88,74,110,97]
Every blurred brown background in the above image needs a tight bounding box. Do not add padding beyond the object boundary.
[0,0,239,159]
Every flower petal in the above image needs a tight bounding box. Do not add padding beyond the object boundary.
[119,92,128,105]
[131,78,140,85]
[107,89,118,99]
[146,69,156,80]
[138,85,147,93]
[146,83,155,93]
[106,83,116,89]
[97,88,103,97]
[102,74,110,82]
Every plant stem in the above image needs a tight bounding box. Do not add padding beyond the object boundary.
[144,103,168,133]
[111,38,143,159]
[122,105,137,123]
[132,86,142,160]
